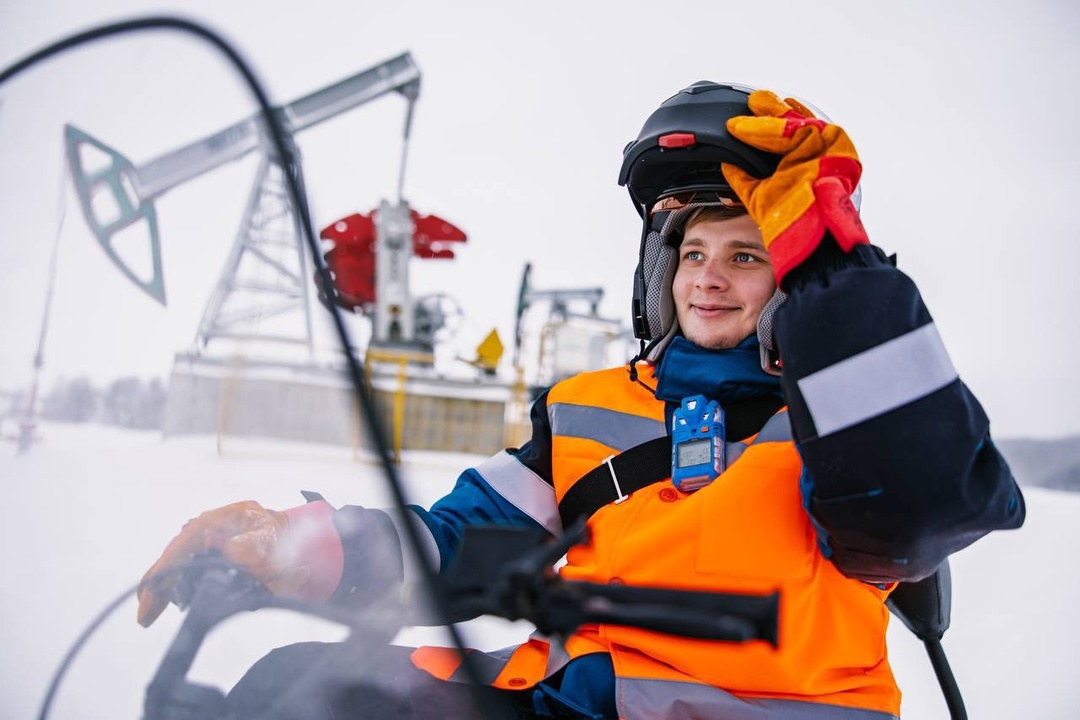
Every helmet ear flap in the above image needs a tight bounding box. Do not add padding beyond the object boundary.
[632,229,678,342]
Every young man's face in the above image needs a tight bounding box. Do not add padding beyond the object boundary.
[672,214,776,350]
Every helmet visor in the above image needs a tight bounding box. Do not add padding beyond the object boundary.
[649,186,744,216]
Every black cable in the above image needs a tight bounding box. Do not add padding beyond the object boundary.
[925,638,968,720]
[35,583,137,720]
[1,15,496,717]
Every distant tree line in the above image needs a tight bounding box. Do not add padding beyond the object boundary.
[33,376,167,429]
[997,437,1080,493]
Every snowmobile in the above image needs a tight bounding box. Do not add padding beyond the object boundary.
[32,508,961,720]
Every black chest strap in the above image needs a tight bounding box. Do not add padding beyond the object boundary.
[556,394,785,528]
[557,436,671,529]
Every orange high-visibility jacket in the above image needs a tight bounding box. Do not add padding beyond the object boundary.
[415,365,901,719]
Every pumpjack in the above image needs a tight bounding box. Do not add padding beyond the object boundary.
[64,50,466,356]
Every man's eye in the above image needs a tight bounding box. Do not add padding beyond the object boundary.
[684,250,705,262]
[734,252,758,263]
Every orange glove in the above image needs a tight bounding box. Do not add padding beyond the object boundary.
[721,90,869,286]
[136,499,344,627]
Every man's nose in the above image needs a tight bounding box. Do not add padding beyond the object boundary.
[697,261,730,289]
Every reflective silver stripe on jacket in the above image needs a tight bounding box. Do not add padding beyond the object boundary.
[548,403,666,450]
[447,646,518,684]
[543,634,571,676]
[797,322,957,438]
[445,633,571,684]
[619,677,898,720]
[726,410,792,465]
[474,451,562,536]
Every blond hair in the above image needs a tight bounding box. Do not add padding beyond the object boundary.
[682,204,749,233]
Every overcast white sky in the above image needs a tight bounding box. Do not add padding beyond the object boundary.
[2,0,1078,439]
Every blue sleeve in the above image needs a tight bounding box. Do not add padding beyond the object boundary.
[331,392,557,593]
[410,389,556,572]
[410,466,548,573]
[777,240,1025,583]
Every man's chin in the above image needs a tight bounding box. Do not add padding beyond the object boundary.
[682,331,747,351]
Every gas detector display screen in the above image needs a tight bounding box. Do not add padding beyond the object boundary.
[676,438,712,468]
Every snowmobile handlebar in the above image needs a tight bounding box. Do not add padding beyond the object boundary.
[440,519,778,644]
[143,562,256,720]
[143,554,430,720]
[141,525,780,720]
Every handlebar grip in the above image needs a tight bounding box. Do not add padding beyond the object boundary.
[575,583,779,646]
[583,597,762,642]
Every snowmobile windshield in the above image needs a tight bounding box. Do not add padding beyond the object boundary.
[0,22,517,720]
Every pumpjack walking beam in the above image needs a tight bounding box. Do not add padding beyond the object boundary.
[65,52,421,351]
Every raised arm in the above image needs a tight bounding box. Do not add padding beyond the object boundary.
[724,90,1025,583]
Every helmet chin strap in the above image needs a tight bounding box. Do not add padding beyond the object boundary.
[644,322,681,363]
[756,289,787,376]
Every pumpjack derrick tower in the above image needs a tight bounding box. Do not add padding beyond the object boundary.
[61,51,500,454]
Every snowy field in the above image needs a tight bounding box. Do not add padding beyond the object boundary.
[1,421,1077,720]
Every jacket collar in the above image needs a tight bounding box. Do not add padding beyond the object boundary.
[653,334,782,405]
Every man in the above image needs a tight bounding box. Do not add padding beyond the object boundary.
[137,82,1025,719]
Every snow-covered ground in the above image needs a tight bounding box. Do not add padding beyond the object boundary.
[1,421,1076,719]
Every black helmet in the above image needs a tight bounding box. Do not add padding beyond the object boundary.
[618,81,779,218]
[621,81,779,348]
